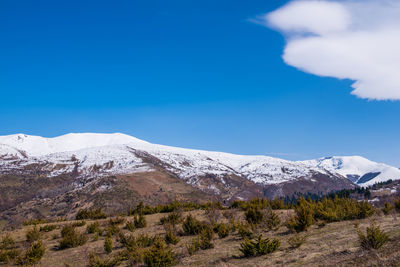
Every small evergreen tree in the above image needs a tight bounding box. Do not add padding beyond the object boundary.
[245,207,263,225]
[24,240,46,265]
[382,202,394,215]
[143,239,175,267]
[134,213,147,228]
[26,226,40,243]
[239,235,280,257]
[287,197,314,232]
[164,226,180,245]
[394,199,400,212]
[357,221,389,249]
[104,237,113,254]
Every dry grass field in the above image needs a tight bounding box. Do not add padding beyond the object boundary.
[1,206,400,267]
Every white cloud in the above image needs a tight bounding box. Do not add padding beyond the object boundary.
[258,0,400,100]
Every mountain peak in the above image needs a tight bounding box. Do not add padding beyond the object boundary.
[0,132,149,156]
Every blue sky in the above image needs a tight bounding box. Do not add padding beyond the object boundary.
[1,0,400,166]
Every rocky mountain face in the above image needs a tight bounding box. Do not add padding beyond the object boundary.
[0,133,398,224]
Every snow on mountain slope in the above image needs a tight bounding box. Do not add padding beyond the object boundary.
[302,156,400,186]
[0,133,398,187]
[0,133,148,157]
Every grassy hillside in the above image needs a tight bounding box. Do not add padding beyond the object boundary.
[1,198,400,266]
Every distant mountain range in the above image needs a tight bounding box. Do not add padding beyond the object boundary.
[0,133,399,223]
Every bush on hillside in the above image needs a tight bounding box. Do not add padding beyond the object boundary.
[182,215,204,235]
[159,209,183,226]
[394,199,400,212]
[264,209,281,231]
[134,213,147,228]
[87,252,121,267]
[216,223,230,238]
[286,197,314,232]
[357,221,389,250]
[164,226,180,245]
[39,224,57,232]
[245,207,263,225]
[125,221,135,232]
[186,229,214,255]
[144,239,175,267]
[86,222,101,234]
[238,223,256,239]
[59,224,87,249]
[72,220,86,227]
[382,202,394,215]
[239,235,280,257]
[76,208,107,220]
[23,240,46,265]
[1,233,15,249]
[26,226,40,243]
[104,237,113,254]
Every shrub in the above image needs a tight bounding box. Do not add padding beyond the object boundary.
[76,208,107,220]
[357,201,375,219]
[59,224,87,249]
[165,226,180,245]
[118,233,137,251]
[1,233,15,249]
[382,202,394,215]
[288,233,307,249]
[394,199,400,212]
[26,226,40,243]
[134,213,147,228]
[313,197,374,223]
[357,221,389,250]
[216,223,230,238]
[239,235,280,257]
[198,228,214,250]
[87,222,101,234]
[245,207,263,225]
[104,237,113,254]
[159,209,183,226]
[264,209,281,230]
[286,197,314,232]
[24,240,46,265]
[136,234,157,248]
[105,224,120,237]
[39,224,57,232]
[186,238,200,256]
[238,223,255,239]
[87,252,121,267]
[186,230,214,256]
[108,217,125,226]
[144,239,175,267]
[125,221,135,232]
[72,220,86,227]
[0,248,21,264]
[182,215,203,235]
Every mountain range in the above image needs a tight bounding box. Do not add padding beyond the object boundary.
[1,133,399,223]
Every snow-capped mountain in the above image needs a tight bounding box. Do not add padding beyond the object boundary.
[0,133,398,188]
[1,132,399,223]
[302,156,400,187]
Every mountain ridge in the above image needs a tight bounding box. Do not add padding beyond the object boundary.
[1,133,399,187]
[1,132,398,223]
